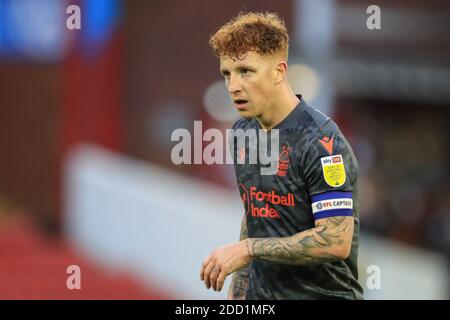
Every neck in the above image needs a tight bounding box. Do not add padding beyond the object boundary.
[257,84,299,130]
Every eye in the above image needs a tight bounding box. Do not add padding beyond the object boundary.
[221,71,230,78]
[240,68,250,75]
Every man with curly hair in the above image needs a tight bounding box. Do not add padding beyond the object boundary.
[200,12,364,300]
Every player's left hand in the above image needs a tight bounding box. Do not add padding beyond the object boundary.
[200,240,251,292]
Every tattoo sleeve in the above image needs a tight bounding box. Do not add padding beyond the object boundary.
[248,216,354,266]
[228,214,250,299]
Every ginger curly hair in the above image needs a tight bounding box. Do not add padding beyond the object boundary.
[209,12,289,60]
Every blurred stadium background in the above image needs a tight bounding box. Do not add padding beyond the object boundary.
[0,0,448,299]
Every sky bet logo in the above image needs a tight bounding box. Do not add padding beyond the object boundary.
[322,156,343,165]
[332,156,342,163]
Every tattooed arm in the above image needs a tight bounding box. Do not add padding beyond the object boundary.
[200,216,353,292]
[227,215,250,300]
[248,216,354,265]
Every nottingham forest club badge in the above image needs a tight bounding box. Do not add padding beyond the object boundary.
[320,155,346,187]
[276,145,291,177]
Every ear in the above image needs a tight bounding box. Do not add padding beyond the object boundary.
[275,61,288,84]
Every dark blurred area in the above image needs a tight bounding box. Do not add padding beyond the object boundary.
[337,99,449,253]
[0,0,449,298]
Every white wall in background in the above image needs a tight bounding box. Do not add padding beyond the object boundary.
[359,234,448,299]
[64,144,242,299]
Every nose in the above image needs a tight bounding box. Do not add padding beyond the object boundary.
[227,74,242,94]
